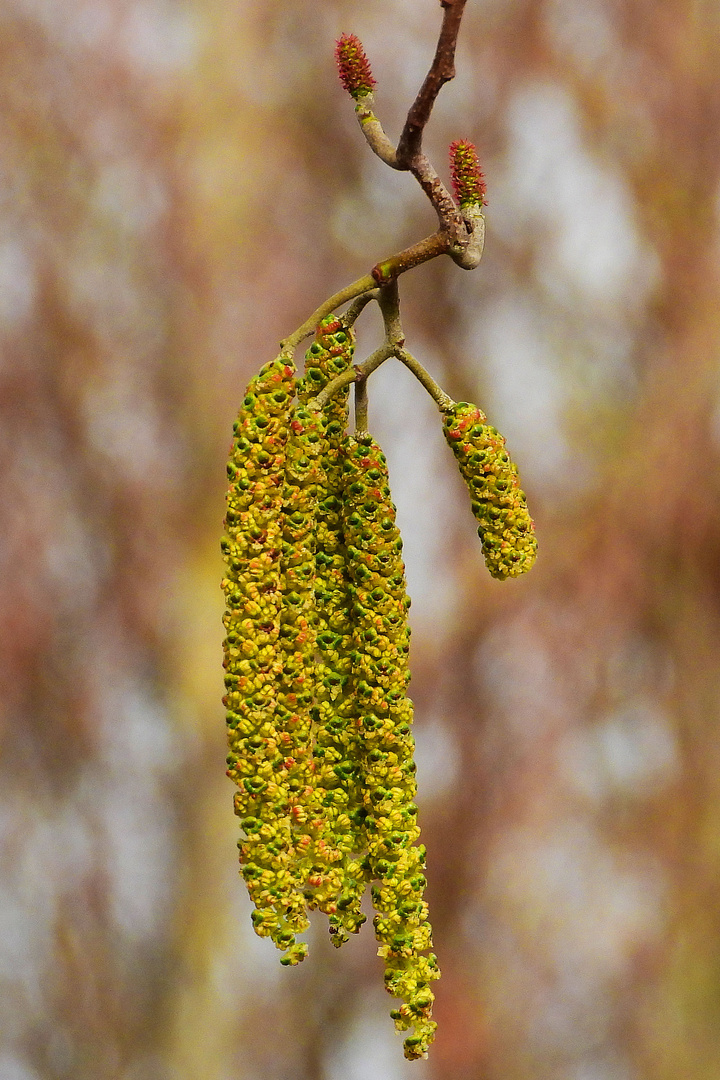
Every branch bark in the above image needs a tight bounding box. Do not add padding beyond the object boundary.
[282,1,481,358]
[396,0,469,166]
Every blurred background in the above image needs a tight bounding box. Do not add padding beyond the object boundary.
[2,0,720,1078]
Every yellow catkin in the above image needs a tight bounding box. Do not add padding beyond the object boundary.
[341,434,439,1061]
[442,401,537,579]
[278,403,325,915]
[221,356,309,966]
[299,317,368,945]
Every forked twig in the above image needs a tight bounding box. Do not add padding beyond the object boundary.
[281,0,485,356]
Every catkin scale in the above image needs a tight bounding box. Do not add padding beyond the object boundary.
[442,401,537,579]
[342,435,439,1061]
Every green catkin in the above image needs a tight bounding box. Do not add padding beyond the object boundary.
[299,317,368,945]
[342,434,439,1061]
[221,355,309,967]
[442,401,537,579]
[278,403,325,934]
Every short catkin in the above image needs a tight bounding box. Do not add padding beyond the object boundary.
[342,434,439,1061]
[221,355,310,967]
[442,401,537,579]
[299,317,368,945]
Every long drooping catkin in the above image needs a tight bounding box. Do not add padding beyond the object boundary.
[278,403,325,912]
[299,317,368,945]
[221,356,309,967]
[341,434,439,1061]
[442,401,537,579]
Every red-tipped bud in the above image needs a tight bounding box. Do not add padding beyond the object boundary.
[335,33,376,100]
[449,140,487,208]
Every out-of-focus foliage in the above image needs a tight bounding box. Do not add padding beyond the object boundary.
[1,1,720,1079]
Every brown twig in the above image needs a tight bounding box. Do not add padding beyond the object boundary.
[281,232,451,354]
[371,231,450,286]
[310,282,457,420]
[341,290,379,330]
[396,0,469,166]
[350,1,473,253]
[409,155,467,240]
[354,378,369,435]
[283,1,479,355]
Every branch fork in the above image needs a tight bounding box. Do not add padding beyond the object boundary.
[280,1,482,434]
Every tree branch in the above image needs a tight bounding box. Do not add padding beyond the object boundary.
[377,280,404,346]
[396,346,455,411]
[280,274,376,354]
[309,281,456,420]
[371,231,450,286]
[354,378,369,435]
[284,3,481,364]
[396,0,469,166]
[345,2,473,252]
[281,232,451,355]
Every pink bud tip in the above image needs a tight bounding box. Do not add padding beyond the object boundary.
[449,140,487,207]
[335,33,376,100]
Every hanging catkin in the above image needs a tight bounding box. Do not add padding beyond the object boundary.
[221,356,309,966]
[342,434,439,1061]
[299,317,368,945]
[222,334,538,1055]
[442,401,537,579]
[277,402,325,922]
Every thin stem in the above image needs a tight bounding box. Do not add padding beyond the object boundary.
[282,233,450,358]
[410,155,467,238]
[354,97,399,168]
[285,1,477,359]
[377,280,404,345]
[341,290,379,330]
[310,341,396,410]
[395,347,456,411]
[354,379,369,435]
[371,231,450,286]
[280,274,376,354]
[340,2,473,257]
[449,204,485,270]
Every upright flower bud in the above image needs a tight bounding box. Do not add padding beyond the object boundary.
[335,33,377,100]
[449,140,487,208]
